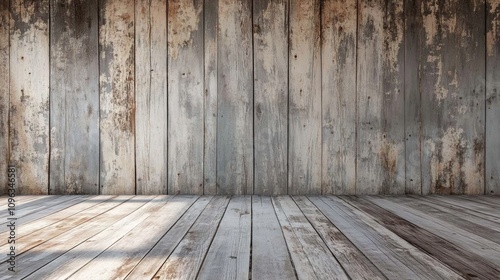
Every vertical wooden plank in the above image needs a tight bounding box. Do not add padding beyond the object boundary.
[135,0,167,194]
[9,0,50,194]
[168,0,204,194]
[217,0,253,195]
[253,0,288,195]
[486,0,500,195]
[288,0,321,195]
[404,0,422,194]
[0,0,8,195]
[50,0,99,194]
[99,0,135,194]
[321,0,357,195]
[356,0,405,194]
[204,0,218,195]
[420,0,485,194]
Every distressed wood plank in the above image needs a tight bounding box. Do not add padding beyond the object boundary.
[487,0,500,195]
[153,196,229,279]
[9,0,50,194]
[420,0,485,194]
[0,0,8,195]
[356,0,405,194]
[288,0,321,195]
[99,0,135,194]
[203,0,218,195]
[0,195,76,220]
[321,0,357,195]
[198,196,251,279]
[251,196,296,280]
[253,0,288,195]
[168,0,204,195]
[425,195,500,223]
[50,0,99,194]
[272,196,349,279]
[135,0,167,194]
[217,0,253,195]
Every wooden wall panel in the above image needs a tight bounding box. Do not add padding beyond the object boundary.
[135,0,167,194]
[99,0,135,194]
[487,0,500,195]
[49,0,99,194]
[217,0,253,195]
[0,0,8,195]
[356,0,405,194]
[321,0,357,195]
[420,0,485,194]
[288,0,321,195]
[253,0,288,195]
[9,0,50,194]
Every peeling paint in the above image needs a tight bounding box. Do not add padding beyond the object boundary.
[168,0,202,59]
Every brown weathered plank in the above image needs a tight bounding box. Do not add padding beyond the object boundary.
[135,0,167,194]
[99,0,135,194]
[288,0,321,195]
[420,0,485,194]
[487,0,500,195]
[49,0,99,194]
[356,0,405,195]
[168,0,204,195]
[321,0,357,195]
[9,0,50,194]
[251,196,296,280]
[0,0,8,195]
[217,0,253,195]
[253,0,288,195]
[203,0,218,195]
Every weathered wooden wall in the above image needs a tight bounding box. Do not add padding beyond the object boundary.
[0,0,498,195]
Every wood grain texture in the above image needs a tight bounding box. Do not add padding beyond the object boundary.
[203,0,218,195]
[168,0,204,194]
[217,0,253,195]
[49,0,99,194]
[356,0,405,195]
[99,0,135,194]
[9,0,50,195]
[288,0,321,195]
[135,0,167,194]
[420,0,485,194]
[487,0,500,195]
[0,0,8,195]
[321,0,357,195]
[253,0,288,195]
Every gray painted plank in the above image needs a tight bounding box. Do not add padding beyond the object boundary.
[135,0,167,194]
[251,196,296,280]
[9,0,50,194]
[356,0,405,194]
[420,0,486,194]
[49,0,99,194]
[487,0,500,195]
[321,0,357,195]
[288,0,321,195]
[0,0,8,195]
[216,0,253,195]
[203,0,218,195]
[168,0,204,195]
[253,0,288,195]
[99,0,135,194]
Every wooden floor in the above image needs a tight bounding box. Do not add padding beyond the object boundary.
[1,195,500,279]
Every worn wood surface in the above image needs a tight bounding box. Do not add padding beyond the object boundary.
[487,0,500,195]
[288,0,321,195]
[168,0,204,195]
[356,0,405,195]
[420,0,486,194]
[49,0,99,194]
[0,0,8,195]
[99,0,135,194]
[9,0,50,194]
[253,0,288,195]
[135,0,167,194]
[321,0,357,195]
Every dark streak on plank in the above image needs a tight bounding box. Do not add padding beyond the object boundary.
[0,0,8,195]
